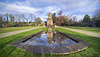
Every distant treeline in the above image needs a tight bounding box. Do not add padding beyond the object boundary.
[0,9,100,27]
[0,14,42,27]
[52,9,100,27]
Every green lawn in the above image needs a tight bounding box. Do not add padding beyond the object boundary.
[64,26,100,33]
[0,28,100,57]
[0,26,37,34]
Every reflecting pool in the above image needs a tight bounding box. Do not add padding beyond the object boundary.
[24,31,77,47]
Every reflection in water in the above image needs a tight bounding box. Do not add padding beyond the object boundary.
[24,31,77,47]
[47,32,53,44]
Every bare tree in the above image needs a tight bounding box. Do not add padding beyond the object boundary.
[20,14,25,22]
[67,15,72,26]
[10,14,14,22]
[94,9,100,20]
[58,10,62,16]
[15,14,18,22]
[26,17,29,25]
[72,16,77,22]
[20,14,25,25]
[93,8,100,27]
[29,14,33,22]
[0,17,2,27]
[35,17,41,22]
[4,13,9,24]
[18,14,21,22]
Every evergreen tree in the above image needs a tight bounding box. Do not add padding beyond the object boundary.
[52,13,56,23]
[82,14,91,26]
[83,14,90,23]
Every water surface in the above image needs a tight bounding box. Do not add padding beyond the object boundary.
[24,31,77,47]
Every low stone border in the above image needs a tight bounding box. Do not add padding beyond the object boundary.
[10,30,91,55]
[10,31,43,47]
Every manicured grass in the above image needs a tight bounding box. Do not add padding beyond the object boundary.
[0,28,48,57]
[53,28,100,57]
[0,26,37,34]
[64,26,100,33]
[0,27,100,57]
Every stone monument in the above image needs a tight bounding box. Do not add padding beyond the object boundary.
[47,13,53,27]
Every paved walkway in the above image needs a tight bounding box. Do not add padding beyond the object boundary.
[0,27,43,38]
[57,26,100,38]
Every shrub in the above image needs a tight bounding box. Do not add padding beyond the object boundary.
[8,22,16,27]
[5,24,11,27]
[39,24,43,26]
[31,23,35,26]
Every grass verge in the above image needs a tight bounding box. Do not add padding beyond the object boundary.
[64,26,100,33]
[0,26,37,34]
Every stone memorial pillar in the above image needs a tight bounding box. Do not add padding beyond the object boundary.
[47,13,53,27]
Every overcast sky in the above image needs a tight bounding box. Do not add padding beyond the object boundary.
[0,0,100,21]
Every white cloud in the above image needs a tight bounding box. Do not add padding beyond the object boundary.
[15,1,31,6]
[76,15,84,21]
[44,6,61,14]
[6,4,40,14]
[40,15,48,22]
[0,0,99,21]
[41,18,47,22]
[0,2,41,15]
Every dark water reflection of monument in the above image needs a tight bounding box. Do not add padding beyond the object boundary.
[24,31,77,47]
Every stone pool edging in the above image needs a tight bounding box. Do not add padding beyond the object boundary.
[10,31,43,47]
[10,30,91,55]
[55,30,91,54]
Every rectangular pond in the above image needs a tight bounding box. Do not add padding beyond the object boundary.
[24,31,77,47]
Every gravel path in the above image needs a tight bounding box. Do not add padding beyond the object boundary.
[0,27,43,38]
[57,26,100,38]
